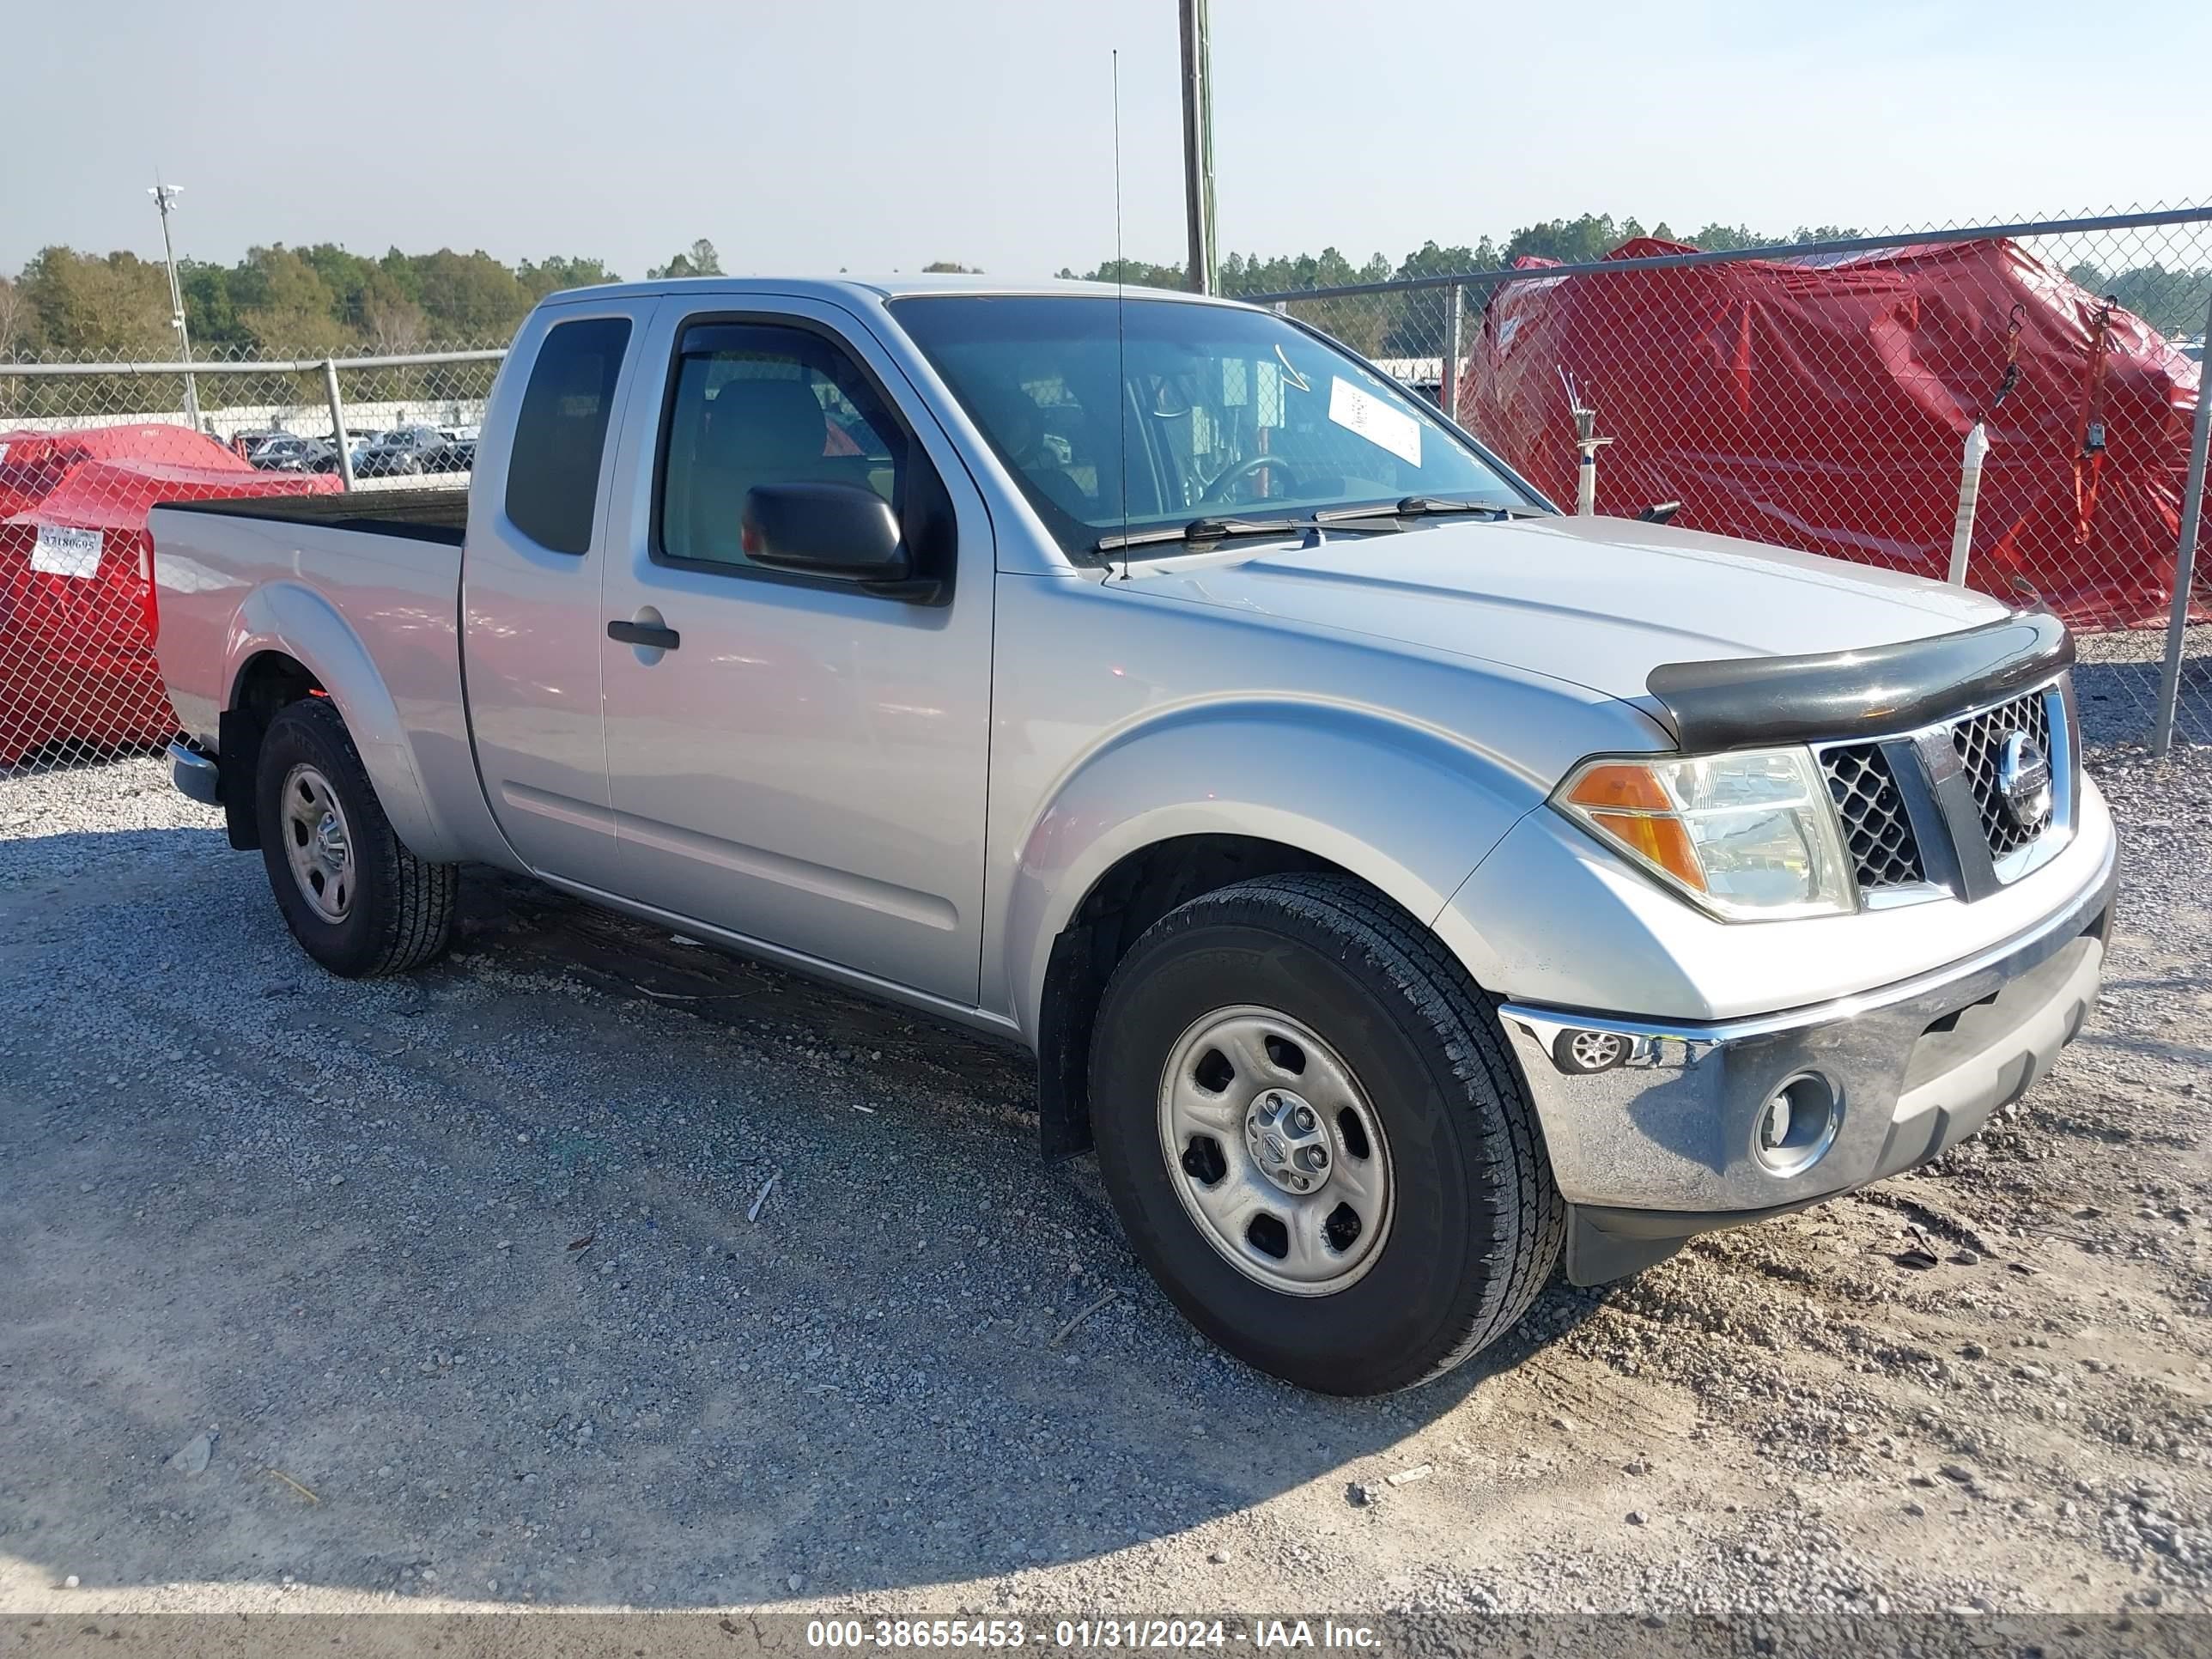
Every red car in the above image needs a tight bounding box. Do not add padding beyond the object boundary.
[0,424,340,766]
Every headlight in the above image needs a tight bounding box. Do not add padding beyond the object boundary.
[1553,746,1854,921]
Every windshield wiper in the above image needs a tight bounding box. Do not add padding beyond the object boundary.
[1091,515,1314,554]
[1089,499,1535,556]
[1312,495,1538,526]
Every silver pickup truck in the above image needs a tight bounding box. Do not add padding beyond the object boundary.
[149,276,2117,1395]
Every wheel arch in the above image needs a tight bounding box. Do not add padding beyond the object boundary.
[1035,831,1373,1159]
[1018,703,1542,1161]
[216,647,323,848]
[219,581,458,861]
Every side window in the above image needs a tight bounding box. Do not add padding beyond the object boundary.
[503,315,632,555]
[658,321,908,570]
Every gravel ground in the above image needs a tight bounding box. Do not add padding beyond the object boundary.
[0,746,2206,1623]
[2075,623,2212,748]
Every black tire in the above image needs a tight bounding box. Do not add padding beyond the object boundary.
[1090,872,1564,1395]
[254,696,457,978]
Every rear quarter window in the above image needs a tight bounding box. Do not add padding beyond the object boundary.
[503,315,633,555]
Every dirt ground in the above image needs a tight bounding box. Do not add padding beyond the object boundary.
[0,750,2206,1624]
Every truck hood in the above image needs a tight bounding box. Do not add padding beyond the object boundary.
[1122,514,2010,705]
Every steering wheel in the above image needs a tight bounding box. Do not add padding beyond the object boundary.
[1201,453,1305,506]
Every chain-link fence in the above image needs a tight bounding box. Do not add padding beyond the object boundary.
[1254,204,2212,754]
[0,345,501,772]
[3,204,2209,778]
[0,342,504,488]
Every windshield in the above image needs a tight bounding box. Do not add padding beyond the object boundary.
[890,295,1538,556]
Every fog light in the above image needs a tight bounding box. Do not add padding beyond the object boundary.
[1753,1073,1840,1175]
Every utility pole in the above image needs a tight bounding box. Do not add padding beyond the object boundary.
[1178,0,1216,295]
[148,180,203,431]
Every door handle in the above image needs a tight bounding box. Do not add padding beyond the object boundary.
[608,619,681,651]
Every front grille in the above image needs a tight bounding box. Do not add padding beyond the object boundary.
[1820,742,1925,891]
[1952,689,2054,860]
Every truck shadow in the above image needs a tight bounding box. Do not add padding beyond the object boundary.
[2072,652,2209,748]
[0,823,1607,1609]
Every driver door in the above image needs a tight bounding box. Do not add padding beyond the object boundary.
[592,298,996,1005]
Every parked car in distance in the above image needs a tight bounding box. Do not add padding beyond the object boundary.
[352,424,456,477]
[318,431,375,475]
[429,428,477,471]
[247,436,336,473]
[149,276,2115,1397]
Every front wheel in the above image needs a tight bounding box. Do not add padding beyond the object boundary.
[1090,873,1564,1395]
[254,696,457,977]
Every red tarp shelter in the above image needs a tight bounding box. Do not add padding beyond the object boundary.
[1460,237,2203,630]
[0,424,339,765]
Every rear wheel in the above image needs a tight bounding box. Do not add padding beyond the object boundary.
[254,696,456,977]
[1090,873,1564,1395]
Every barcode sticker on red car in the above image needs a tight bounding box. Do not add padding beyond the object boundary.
[1328,377,1421,467]
[31,526,103,579]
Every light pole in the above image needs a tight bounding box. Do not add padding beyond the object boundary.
[1178,0,1216,295]
[148,180,203,431]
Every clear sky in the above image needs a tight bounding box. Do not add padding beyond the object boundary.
[4,0,2209,280]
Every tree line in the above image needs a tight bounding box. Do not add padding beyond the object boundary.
[0,243,612,361]
[1058,214,1873,355]
[1066,212,1863,295]
[3,213,2205,363]
[1066,214,2212,357]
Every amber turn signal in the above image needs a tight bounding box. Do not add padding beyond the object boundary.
[1564,763,1672,813]
[1586,809,1707,891]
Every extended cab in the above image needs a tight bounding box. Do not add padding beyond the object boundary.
[149,277,2116,1395]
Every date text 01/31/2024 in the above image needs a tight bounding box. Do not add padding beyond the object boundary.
[803,1620,1381,1650]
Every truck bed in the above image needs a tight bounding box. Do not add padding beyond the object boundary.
[149,489,475,775]
[157,487,468,546]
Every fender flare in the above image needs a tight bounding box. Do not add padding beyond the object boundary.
[1000,699,1548,1042]
[225,580,464,863]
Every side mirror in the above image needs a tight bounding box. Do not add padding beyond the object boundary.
[742,483,909,584]
[1637,501,1683,526]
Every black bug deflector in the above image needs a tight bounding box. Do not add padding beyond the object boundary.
[1644,611,2073,751]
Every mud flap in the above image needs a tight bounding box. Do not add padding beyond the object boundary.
[1565,1207,1688,1286]
[1036,922,1098,1164]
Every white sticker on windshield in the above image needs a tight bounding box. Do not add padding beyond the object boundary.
[32,526,102,579]
[1328,377,1421,467]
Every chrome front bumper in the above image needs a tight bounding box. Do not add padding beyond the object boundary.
[1498,834,2118,1285]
